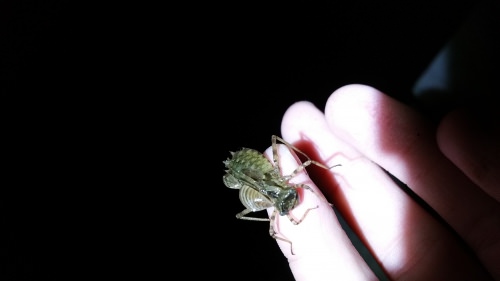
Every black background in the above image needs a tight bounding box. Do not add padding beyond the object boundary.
[1,0,488,280]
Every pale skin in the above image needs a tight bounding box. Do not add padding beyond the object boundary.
[265,84,500,280]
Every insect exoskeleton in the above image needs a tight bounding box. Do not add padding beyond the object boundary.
[223,135,340,255]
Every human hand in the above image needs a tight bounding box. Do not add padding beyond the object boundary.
[264,84,500,280]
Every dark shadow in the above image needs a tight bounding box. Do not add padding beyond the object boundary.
[412,0,500,122]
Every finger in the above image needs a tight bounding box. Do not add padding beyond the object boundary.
[437,107,500,202]
[264,143,376,281]
[282,100,491,279]
[324,84,500,279]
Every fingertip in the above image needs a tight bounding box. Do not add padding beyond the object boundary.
[281,101,325,142]
[282,101,320,125]
[282,101,309,138]
[325,84,382,131]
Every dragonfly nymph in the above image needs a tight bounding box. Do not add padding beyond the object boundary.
[223,135,340,255]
